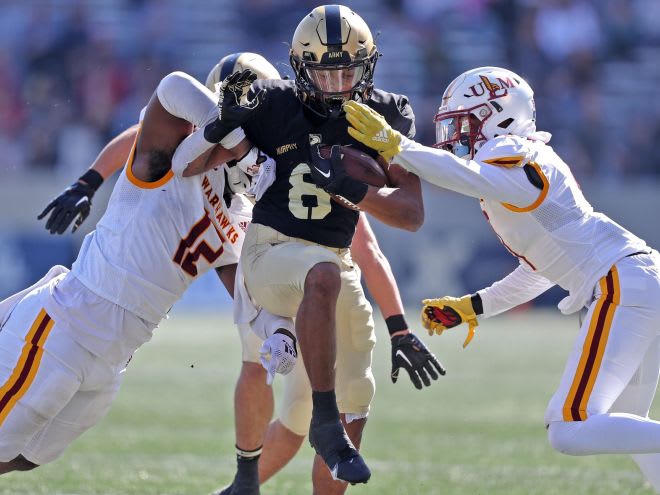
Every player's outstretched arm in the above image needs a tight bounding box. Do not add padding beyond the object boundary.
[37,124,139,235]
[90,124,140,180]
[169,69,263,177]
[422,264,555,347]
[345,100,538,206]
[351,214,445,389]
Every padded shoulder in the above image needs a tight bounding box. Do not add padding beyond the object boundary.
[474,135,535,168]
[247,79,297,110]
[367,89,416,139]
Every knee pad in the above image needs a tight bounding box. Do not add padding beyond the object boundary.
[547,421,583,455]
[340,372,375,417]
[238,323,262,364]
[249,309,294,341]
[279,396,312,437]
[278,359,311,436]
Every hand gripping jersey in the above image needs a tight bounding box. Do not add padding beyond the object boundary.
[396,134,648,315]
[71,129,252,336]
[241,79,415,248]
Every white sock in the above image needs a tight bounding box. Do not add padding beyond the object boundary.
[632,454,660,493]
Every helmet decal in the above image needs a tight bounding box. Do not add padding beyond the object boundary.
[465,75,519,100]
[324,4,343,49]
[219,53,241,82]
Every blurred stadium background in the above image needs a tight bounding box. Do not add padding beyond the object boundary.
[1,0,659,493]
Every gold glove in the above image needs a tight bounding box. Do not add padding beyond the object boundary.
[421,295,479,348]
[344,100,403,162]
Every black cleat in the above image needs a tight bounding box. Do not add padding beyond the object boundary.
[213,477,259,495]
[213,484,233,495]
[309,419,371,484]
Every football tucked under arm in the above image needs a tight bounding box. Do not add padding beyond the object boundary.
[314,145,389,210]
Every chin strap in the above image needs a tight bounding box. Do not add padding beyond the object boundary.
[526,131,552,143]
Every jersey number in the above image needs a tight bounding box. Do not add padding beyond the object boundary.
[288,163,331,220]
[173,213,224,277]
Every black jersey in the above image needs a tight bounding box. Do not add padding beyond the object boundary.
[242,79,415,248]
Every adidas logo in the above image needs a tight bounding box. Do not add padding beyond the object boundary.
[373,129,389,143]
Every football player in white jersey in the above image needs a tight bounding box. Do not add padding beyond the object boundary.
[344,66,660,491]
[31,53,444,494]
[0,55,298,475]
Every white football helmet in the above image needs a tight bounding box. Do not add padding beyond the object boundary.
[205,53,280,194]
[434,67,536,158]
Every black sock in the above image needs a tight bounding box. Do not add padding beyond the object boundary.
[312,389,340,423]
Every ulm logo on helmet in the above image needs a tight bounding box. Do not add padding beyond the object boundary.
[464,75,518,100]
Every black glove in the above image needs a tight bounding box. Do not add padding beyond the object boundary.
[204,69,265,143]
[391,333,446,390]
[308,144,368,205]
[37,170,103,234]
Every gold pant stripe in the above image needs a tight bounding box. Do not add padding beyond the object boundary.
[0,309,55,426]
[562,266,620,421]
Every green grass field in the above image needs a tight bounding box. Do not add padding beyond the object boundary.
[4,309,657,494]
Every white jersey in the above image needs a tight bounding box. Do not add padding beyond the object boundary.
[72,132,252,330]
[396,135,648,315]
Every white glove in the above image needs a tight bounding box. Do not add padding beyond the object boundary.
[259,330,298,385]
[247,155,276,200]
[225,165,252,194]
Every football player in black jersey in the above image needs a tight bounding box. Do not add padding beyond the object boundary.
[196,5,431,492]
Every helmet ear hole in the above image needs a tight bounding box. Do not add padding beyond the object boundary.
[497,117,514,129]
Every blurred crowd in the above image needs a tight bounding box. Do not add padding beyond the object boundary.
[1,0,659,181]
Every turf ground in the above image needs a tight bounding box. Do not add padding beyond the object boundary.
[4,309,657,494]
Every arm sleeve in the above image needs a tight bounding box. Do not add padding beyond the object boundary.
[477,263,555,318]
[157,71,246,176]
[156,71,218,128]
[395,137,539,205]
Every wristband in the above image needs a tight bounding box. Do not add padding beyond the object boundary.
[471,293,483,315]
[274,328,298,352]
[220,127,246,149]
[78,169,104,191]
[385,314,408,336]
[203,117,231,144]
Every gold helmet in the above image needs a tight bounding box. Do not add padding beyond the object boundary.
[290,5,378,117]
[205,52,281,92]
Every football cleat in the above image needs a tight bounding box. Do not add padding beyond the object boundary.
[309,418,371,484]
[212,474,259,495]
[213,483,233,495]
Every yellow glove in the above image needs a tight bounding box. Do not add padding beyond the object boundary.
[344,100,403,162]
[421,295,479,348]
